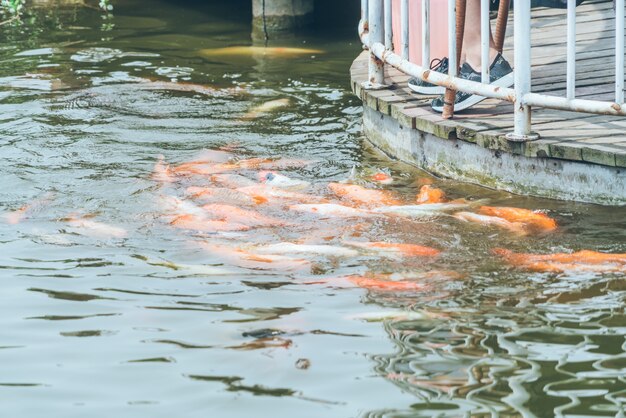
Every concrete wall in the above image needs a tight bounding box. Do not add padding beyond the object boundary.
[363,107,626,205]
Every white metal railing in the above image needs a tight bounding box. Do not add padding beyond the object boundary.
[358,0,626,142]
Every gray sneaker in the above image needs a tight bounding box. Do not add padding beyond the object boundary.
[408,57,448,95]
[431,53,514,113]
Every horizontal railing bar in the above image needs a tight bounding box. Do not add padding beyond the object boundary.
[523,93,626,115]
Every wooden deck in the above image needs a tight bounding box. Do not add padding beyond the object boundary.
[351,0,626,168]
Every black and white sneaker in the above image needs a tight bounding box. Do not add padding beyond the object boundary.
[408,57,448,95]
[431,53,514,113]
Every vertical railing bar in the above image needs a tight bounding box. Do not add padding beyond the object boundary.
[384,0,393,49]
[362,0,369,23]
[368,0,385,86]
[566,0,576,100]
[481,0,490,84]
[422,0,430,66]
[401,0,409,60]
[448,0,457,78]
[508,0,537,141]
[616,0,624,103]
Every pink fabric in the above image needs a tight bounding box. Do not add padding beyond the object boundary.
[392,0,449,66]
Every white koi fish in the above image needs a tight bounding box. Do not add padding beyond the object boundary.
[288,203,375,218]
[253,242,359,258]
[258,171,310,190]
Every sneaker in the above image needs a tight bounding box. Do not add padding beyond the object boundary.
[431,53,514,113]
[408,57,448,95]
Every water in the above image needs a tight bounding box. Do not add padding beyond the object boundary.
[1,1,625,417]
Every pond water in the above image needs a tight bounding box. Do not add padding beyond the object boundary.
[1,1,625,417]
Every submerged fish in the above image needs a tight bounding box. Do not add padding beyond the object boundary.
[416,185,446,204]
[237,185,327,204]
[347,310,429,322]
[186,186,258,206]
[288,203,375,218]
[2,192,55,225]
[170,214,250,233]
[135,80,241,97]
[152,157,175,183]
[200,243,311,272]
[327,183,401,207]
[211,174,258,189]
[160,195,251,232]
[372,202,474,217]
[347,275,429,292]
[202,204,286,227]
[254,242,359,258]
[346,270,461,291]
[494,248,626,273]
[258,171,310,190]
[138,256,241,276]
[64,216,127,239]
[344,241,441,257]
[243,98,290,119]
[370,172,393,185]
[199,46,323,58]
[478,206,557,232]
[453,211,527,235]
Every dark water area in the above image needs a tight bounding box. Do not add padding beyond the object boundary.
[0,1,625,417]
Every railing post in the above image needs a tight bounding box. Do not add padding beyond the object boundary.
[506,0,539,141]
[616,0,624,103]
[480,0,490,83]
[384,0,393,49]
[566,0,576,100]
[422,0,430,66]
[401,0,409,60]
[364,0,386,89]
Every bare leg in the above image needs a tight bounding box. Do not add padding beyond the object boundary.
[460,0,499,71]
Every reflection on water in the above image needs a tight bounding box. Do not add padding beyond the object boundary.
[0,0,625,417]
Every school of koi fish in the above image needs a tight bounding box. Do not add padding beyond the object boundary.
[5,145,626,289]
[5,143,626,289]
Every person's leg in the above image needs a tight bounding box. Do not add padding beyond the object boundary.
[460,0,498,70]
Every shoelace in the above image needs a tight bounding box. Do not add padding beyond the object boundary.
[430,57,448,71]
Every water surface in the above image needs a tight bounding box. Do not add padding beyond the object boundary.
[0,1,625,417]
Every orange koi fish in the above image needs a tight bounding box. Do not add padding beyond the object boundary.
[186,187,258,206]
[160,195,250,232]
[202,204,286,227]
[453,212,527,235]
[170,214,250,232]
[237,185,327,204]
[494,248,626,273]
[171,161,234,177]
[370,172,393,185]
[234,157,312,170]
[344,241,441,257]
[152,157,175,183]
[478,206,557,232]
[416,185,446,204]
[327,183,401,207]
[348,275,429,292]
